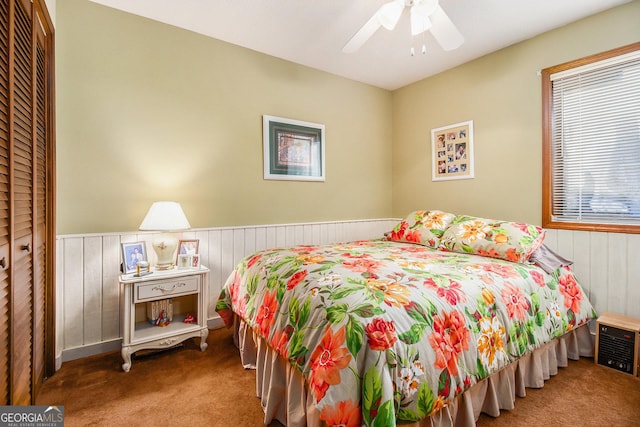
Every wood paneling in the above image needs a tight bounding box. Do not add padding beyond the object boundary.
[544,229,640,319]
[55,219,399,360]
[56,223,640,363]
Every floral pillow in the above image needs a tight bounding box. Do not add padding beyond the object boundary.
[437,215,546,263]
[387,210,456,248]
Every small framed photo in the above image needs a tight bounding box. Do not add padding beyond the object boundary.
[263,115,325,181]
[177,254,190,269]
[121,241,148,274]
[191,254,201,269]
[176,239,199,263]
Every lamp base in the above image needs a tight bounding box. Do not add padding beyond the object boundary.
[154,262,175,270]
[151,235,178,270]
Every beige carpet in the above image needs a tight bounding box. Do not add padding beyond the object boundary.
[37,327,640,426]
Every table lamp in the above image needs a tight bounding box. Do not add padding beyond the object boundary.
[139,201,191,270]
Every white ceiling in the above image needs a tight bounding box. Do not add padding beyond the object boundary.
[88,0,631,91]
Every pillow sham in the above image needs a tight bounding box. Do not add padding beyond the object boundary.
[437,214,546,263]
[387,210,456,248]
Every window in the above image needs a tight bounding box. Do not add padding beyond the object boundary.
[542,43,640,234]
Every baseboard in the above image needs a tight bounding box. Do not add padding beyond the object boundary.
[207,316,225,330]
[589,318,597,335]
[59,338,123,367]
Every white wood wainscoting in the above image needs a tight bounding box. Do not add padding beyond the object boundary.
[55,218,399,366]
[543,229,640,321]
[55,221,640,367]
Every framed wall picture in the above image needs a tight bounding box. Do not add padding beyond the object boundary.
[263,115,325,181]
[431,120,474,181]
[121,241,148,274]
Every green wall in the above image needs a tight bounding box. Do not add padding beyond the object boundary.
[58,1,639,234]
[56,0,393,234]
[392,1,640,224]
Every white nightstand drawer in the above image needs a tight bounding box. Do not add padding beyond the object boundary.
[135,276,199,302]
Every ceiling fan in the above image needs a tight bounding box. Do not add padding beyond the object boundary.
[343,0,464,53]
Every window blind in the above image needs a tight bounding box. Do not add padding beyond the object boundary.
[550,53,640,225]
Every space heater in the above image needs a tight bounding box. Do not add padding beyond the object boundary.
[595,312,640,376]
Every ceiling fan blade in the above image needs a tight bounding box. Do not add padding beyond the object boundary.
[410,7,432,36]
[342,12,382,53]
[429,5,464,51]
[377,0,404,31]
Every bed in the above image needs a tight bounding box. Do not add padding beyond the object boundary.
[216,211,597,426]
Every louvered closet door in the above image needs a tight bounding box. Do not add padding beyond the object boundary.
[11,0,35,405]
[0,0,53,404]
[32,13,48,398]
[0,0,11,406]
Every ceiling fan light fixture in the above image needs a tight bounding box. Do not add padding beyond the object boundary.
[343,0,463,54]
[377,0,404,30]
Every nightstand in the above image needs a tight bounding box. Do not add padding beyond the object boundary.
[119,266,210,372]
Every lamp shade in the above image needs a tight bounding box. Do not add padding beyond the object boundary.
[139,201,191,231]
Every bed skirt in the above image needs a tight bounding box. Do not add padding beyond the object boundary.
[231,316,595,427]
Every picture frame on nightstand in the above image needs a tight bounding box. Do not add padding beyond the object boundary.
[121,241,148,274]
[191,254,201,268]
[177,254,190,269]
[176,239,199,262]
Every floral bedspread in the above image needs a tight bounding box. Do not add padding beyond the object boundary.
[216,240,596,426]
